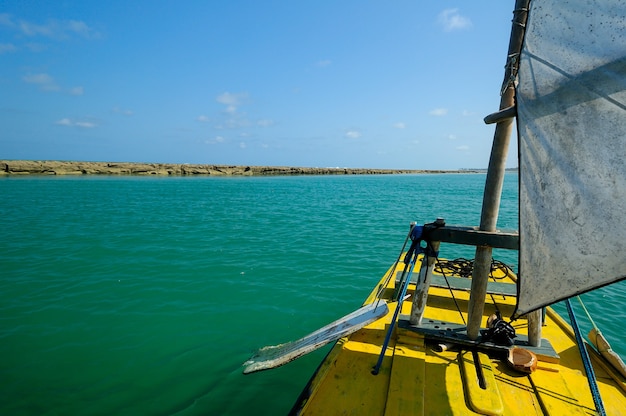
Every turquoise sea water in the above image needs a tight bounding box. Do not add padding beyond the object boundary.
[1,173,624,415]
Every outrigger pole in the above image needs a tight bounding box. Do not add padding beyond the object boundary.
[242,223,419,374]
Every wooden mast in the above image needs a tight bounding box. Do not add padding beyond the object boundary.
[466,0,531,340]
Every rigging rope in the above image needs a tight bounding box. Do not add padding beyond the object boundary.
[432,254,467,325]
[374,223,415,306]
[372,236,421,375]
[576,295,626,379]
[433,257,516,321]
[576,295,600,332]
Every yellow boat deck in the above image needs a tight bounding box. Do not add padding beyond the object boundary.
[292,258,626,415]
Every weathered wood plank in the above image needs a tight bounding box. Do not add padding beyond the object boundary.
[427,225,519,250]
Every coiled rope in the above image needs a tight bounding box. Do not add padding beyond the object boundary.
[434,257,515,280]
[433,257,516,323]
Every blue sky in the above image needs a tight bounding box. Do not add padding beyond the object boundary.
[1,1,518,170]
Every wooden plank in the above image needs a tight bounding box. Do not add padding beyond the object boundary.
[243,301,389,374]
[430,275,517,297]
[398,317,560,363]
[427,225,519,250]
[459,351,504,416]
[385,330,426,415]
[396,272,517,297]
[529,367,589,415]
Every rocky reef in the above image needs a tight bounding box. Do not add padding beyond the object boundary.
[0,160,451,176]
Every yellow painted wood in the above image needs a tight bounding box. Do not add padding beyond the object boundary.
[459,351,504,416]
[491,362,542,415]
[385,330,425,415]
[589,346,626,395]
[547,307,626,393]
[422,348,470,414]
[294,259,626,415]
[297,346,390,415]
[290,337,346,414]
[297,301,399,415]
[529,367,589,415]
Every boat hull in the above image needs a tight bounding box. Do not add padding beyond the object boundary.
[290,257,626,415]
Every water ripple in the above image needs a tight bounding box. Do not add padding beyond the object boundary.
[0,174,622,415]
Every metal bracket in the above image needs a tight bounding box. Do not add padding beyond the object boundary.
[398,316,560,363]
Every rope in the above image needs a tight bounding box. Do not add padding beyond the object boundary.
[434,258,515,281]
[576,296,606,352]
[434,257,516,323]
[435,257,474,277]
[433,253,467,325]
[372,246,420,375]
[374,223,415,306]
[576,295,600,332]
[565,298,606,416]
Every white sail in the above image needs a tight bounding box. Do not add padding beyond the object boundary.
[515,0,626,317]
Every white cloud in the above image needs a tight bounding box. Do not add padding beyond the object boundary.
[448,134,457,140]
[456,145,470,151]
[213,92,259,129]
[214,113,250,129]
[316,59,332,67]
[25,42,46,52]
[19,20,55,37]
[438,9,472,32]
[112,107,134,116]
[239,142,247,149]
[23,73,84,95]
[74,121,96,128]
[23,73,53,84]
[429,108,448,116]
[22,73,60,91]
[66,20,96,38]
[216,92,250,119]
[55,118,72,126]
[55,118,96,128]
[257,119,275,127]
[393,122,406,129]
[196,115,210,122]
[0,43,16,54]
[217,92,248,107]
[69,86,84,96]
[0,13,15,28]
[461,110,474,117]
[2,13,100,39]
[345,130,361,139]
[205,136,225,144]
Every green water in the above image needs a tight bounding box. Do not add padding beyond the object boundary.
[1,174,624,415]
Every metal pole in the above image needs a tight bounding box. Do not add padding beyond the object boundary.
[372,249,419,375]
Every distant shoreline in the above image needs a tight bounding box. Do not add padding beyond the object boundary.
[0,160,493,176]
